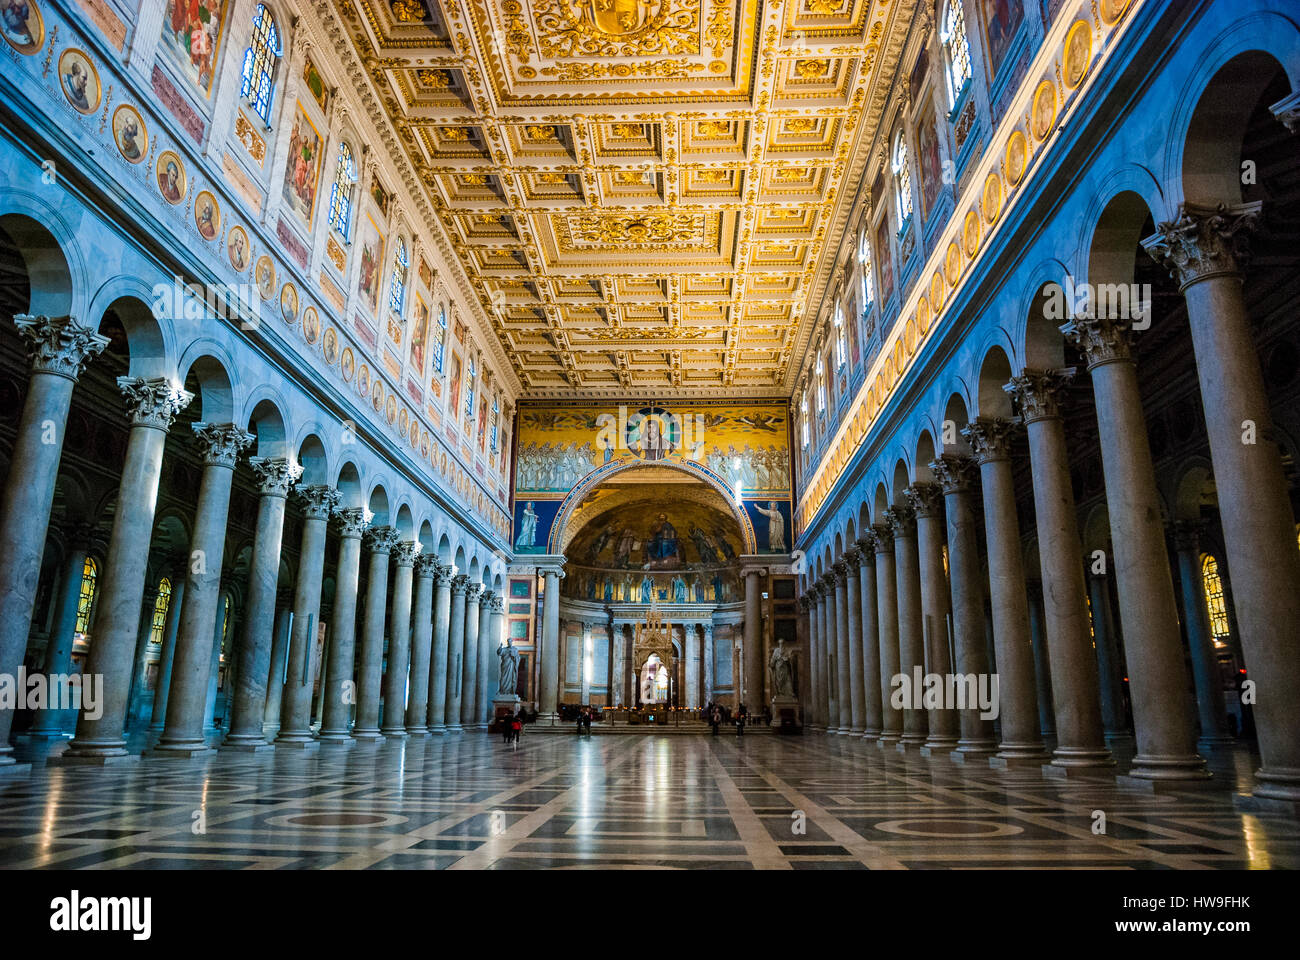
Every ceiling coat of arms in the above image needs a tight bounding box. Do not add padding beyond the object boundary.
[535,0,699,57]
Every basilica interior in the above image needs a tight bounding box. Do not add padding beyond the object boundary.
[1,0,1299,880]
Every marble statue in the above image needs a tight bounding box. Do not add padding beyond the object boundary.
[754,501,786,552]
[640,574,654,603]
[498,638,520,695]
[515,501,538,549]
[769,638,795,698]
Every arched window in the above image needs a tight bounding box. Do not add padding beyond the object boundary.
[815,354,826,413]
[833,305,847,368]
[327,141,357,238]
[800,391,810,448]
[858,231,874,306]
[893,131,913,224]
[149,578,172,645]
[490,395,500,453]
[389,238,409,319]
[1201,554,1231,643]
[434,304,447,374]
[941,0,972,107]
[240,4,282,125]
[465,355,477,419]
[74,557,98,635]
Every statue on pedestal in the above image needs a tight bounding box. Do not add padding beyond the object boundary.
[497,638,520,695]
[769,638,796,698]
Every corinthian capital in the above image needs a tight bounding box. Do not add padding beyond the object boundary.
[298,484,341,520]
[929,454,975,493]
[856,533,878,560]
[1004,368,1075,424]
[118,376,192,430]
[490,595,504,613]
[414,553,439,578]
[871,522,895,552]
[465,582,483,602]
[334,506,367,539]
[15,315,109,379]
[249,456,302,497]
[1141,201,1261,290]
[451,573,470,595]
[364,523,400,553]
[192,422,254,468]
[433,561,454,586]
[798,594,811,613]
[393,541,419,567]
[1060,315,1133,369]
[905,481,944,518]
[961,417,1018,463]
[884,504,915,538]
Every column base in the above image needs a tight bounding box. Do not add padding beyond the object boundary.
[953,741,998,756]
[274,738,321,751]
[47,738,139,765]
[921,735,959,755]
[148,743,217,759]
[351,732,386,742]
[896,740,928,754]
[989,751,1052,769]
[426,725,447,735]
[1116,773,1218,793]
[1123,753,1212,783]
[405,728,430,738]
[379,727,408,739]
[876,733,901,748]
[1048,745,1115,769]
[443,723,463,734]
[220,736,274,753]
[317,736,358,748]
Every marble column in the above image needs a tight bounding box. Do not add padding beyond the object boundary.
[702,622,714,708]
[459,584,482,727]
[843,549,866,735]
[539,564,565,720]
[856,536,883,740]
[800,595,816,726]
[318,508,365,743]
[581,620,594,706]
[275,485,339,747]
[148,565,186,733]
[1145,203,1300,801]
[488,595,505,710]
[425,562,453,733]
[820,575,839,731]
[682,623,697,709]
[263,598,292,734]
[443,574,468,731]
[1086,572,1128,741]
[0,315,107,770]
[353,525,397,740]
[1063,315,1207,781]
[909,482,959,754]
[931,456,996,756]
[202,589,230,736]
[474,590,495,726]
[611,620,625,707]
[1005,373,1112,772]
[46,378,188,763]
[379,541,417,737]
[742,565,765,712]
[1025,581,1056,737]
[873,524,902,745]
[832,561,852,733]
[1170,521,1233,747]
[961,418,1049,764]
[223,457,300,751]
[27,525,93,741]
[890,505,928,750]
[405,554,437,736]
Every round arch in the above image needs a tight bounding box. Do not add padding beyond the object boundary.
[546,456,758,555]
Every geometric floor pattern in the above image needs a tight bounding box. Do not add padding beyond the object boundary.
[1,733,1296,870]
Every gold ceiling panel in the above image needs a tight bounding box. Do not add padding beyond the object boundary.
[335,0,916,396]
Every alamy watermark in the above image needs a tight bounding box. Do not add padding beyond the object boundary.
[1042,276,1152,328]
[0,669,103,719]
[890,667,1000,720]
[152,275,261,330]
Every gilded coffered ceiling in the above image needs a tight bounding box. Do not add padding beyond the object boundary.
[334,0,917,397]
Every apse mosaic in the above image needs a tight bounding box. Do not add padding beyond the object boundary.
[513,401,792,558]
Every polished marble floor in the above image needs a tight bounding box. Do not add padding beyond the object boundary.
[0,732,1296,869]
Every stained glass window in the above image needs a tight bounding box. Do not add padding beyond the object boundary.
[389,238,408,319]
[1201,554,1230,642]
[240,4,281,125]
[894,131,913,223]
[74,556,98,635]
[327,141,357,238]
[942,0,972,106]
[149,578,172,645]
